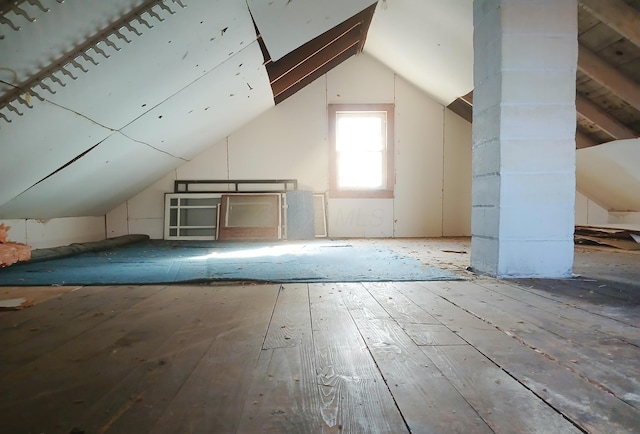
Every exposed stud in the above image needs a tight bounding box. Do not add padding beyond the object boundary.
[0,15,20,31]
[158,2,175,15]
[70,59,88,73]
[37,80,56,94]
[103,37,120,51]
[147,8,164,22]
[12,4,36,22]
[6,103,23,116]
[124,22,142,36]
[136,14,153,28]
[27,0,50,12]
[113,28,131,44]
[48,74,66,87]
[81,52,99,66]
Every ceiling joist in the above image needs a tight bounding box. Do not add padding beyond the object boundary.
[578,44,640,112]
[576,130,599,149]
[259,3,376,105]
[579,0,640,49]
[576,94,637,140]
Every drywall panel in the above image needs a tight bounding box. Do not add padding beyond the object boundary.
[127,173,176,220]
[575,191,608,225]
[120,40,273,160]
[326,53,395,104]
[227,77,329,191]
[609,212,640,225]
[0,101,112,208]
[443,108,472,236]
[576,139,640,211]
[106,202,128,239]
[393,76,445,237]
[0,134,180,219]
[116,52,464,239]
[365,0,473,105]
[327,198,394,238]
[25,216,105,249]
[176,139,229,179]
[5,0,262,130]
[128,218,163,239]
[247,0,377,61]
[1,0,139,84]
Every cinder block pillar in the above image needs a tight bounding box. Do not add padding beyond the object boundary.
[471,0,577,278]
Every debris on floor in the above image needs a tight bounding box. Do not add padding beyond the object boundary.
[0,297,33,310]
[0,224,32,267]
[575,224,640,251]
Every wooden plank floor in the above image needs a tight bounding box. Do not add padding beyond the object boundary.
[0,279,638,433]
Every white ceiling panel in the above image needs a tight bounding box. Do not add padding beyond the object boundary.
[1,0,141,85]
[0,99,112,207]
[247,0,377,61]
[577,138,640,212]
[365,0,473,105]
[0,133,181,219]
[12,0,260,130]
[120,40,273,160]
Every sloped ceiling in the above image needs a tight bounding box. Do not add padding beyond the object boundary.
[364,0,474,105]
[0,0,376,219]
[577,138,640,211]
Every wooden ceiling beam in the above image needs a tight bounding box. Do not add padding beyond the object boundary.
[269,23,362,92]
[576,130,601,149]
[576,94,637,140]
[578,44,640,111]
[446,97,472,123]
[261,3,377,105]
[579,0,640,49]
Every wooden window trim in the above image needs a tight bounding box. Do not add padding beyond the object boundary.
[328,103,395,199]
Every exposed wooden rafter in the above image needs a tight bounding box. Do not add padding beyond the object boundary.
[579,0,640,49]
[576,130,599,149]
[578,44,640,112]
[257,3,377,105]
[576,94,637,140]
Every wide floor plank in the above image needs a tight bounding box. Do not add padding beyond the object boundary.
[149,284,280,433]
[399,281,640,434]
[238,284,325,433]
[308,283,409,433]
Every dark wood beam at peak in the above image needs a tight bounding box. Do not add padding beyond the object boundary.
[579,0,640,49]
[446,90,473,123]
[259,3,377,105]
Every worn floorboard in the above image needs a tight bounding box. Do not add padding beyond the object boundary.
[0,278,638,433]
[427,280,640,410]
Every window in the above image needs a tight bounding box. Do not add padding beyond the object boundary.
[329,104,394,198]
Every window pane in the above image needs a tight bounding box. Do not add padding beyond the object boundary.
[336,113,384,152]
[338,151,383,189]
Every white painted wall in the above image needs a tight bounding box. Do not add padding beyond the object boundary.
[107,53,473,239]
[575,191,609,225]
[0,216,105,249]
[444,109,473,236]
[609,212,640,225]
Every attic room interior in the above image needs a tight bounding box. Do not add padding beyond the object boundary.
[0,0,639,432]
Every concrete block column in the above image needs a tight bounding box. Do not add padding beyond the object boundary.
[471,0,577,278]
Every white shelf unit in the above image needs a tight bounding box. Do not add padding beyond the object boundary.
[164,193,222,240]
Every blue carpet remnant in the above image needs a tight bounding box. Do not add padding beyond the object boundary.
[0,240,462,286]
